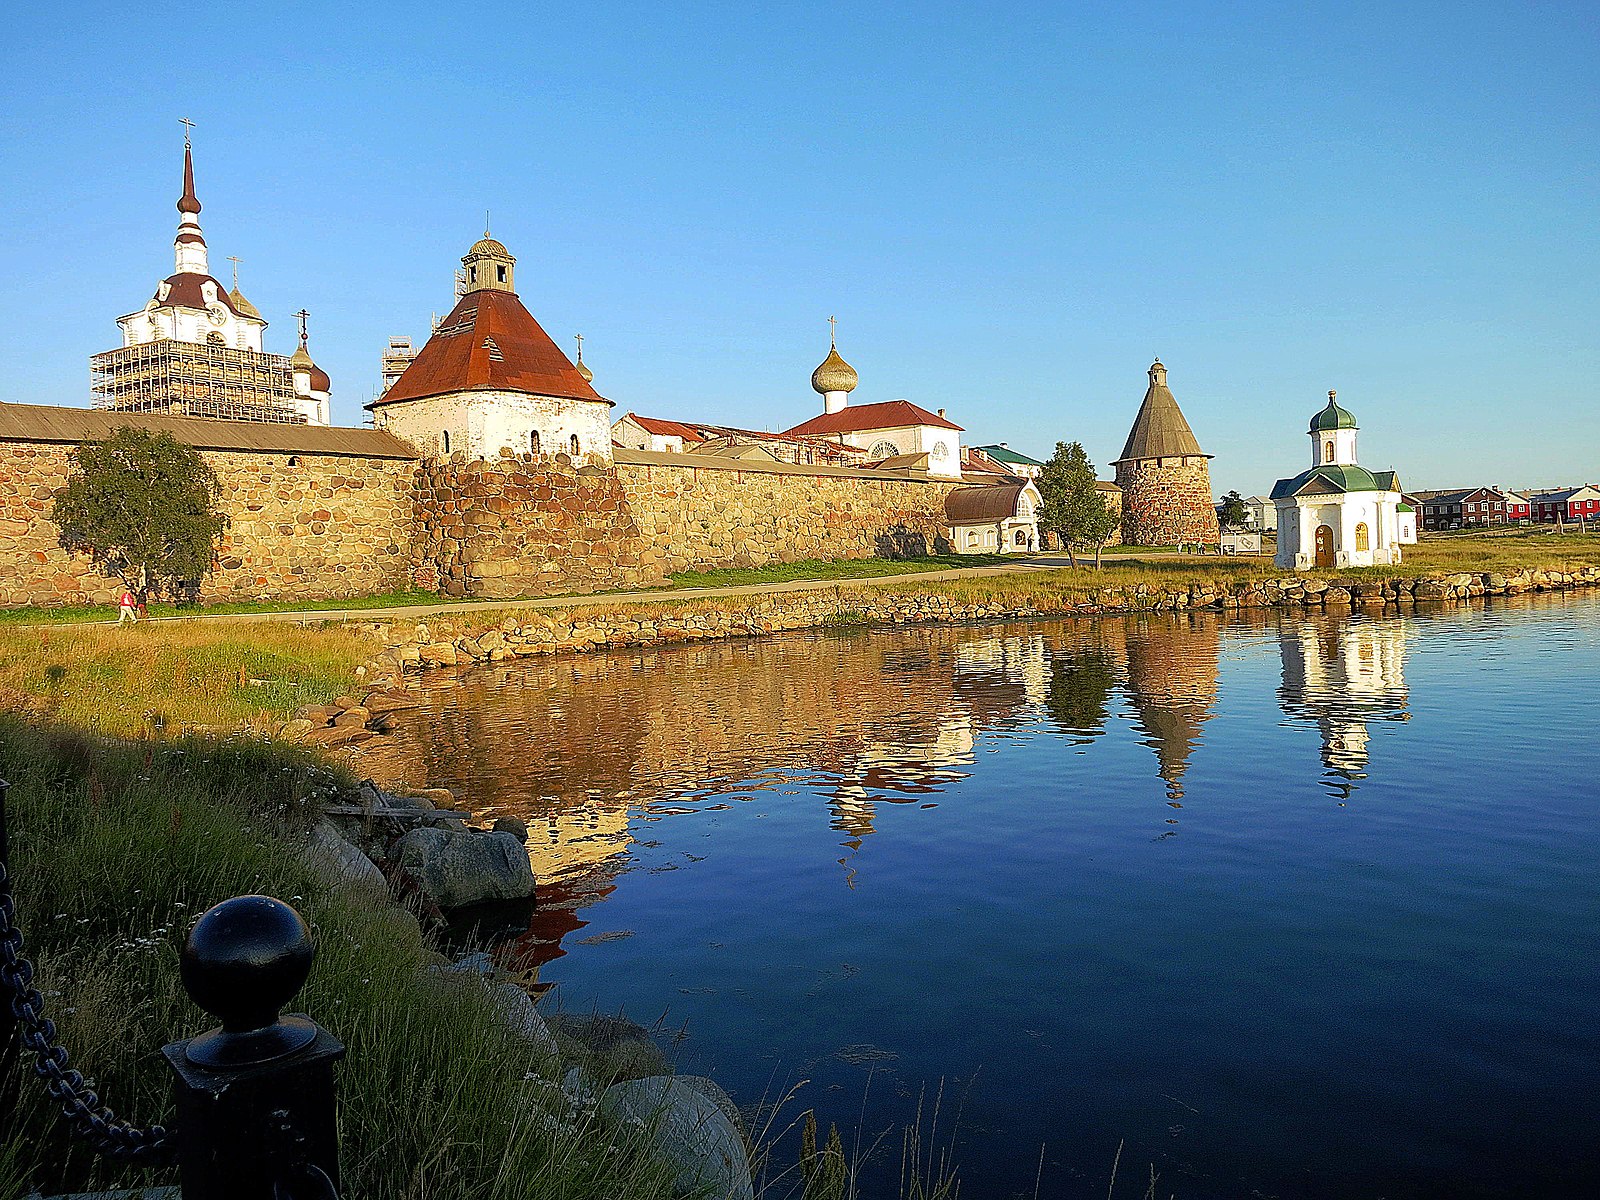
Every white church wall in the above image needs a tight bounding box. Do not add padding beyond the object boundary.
[379,391,612,463]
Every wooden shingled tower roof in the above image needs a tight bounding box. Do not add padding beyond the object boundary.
[1114,359,1210,464]
[371,289,608,409]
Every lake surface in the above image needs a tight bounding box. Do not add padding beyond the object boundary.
[367,592,1600,1199]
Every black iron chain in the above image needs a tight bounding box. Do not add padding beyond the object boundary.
[1,854,175,1164]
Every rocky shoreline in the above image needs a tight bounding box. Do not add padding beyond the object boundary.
[299,565,1600,698]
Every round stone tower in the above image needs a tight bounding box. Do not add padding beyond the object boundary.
[1112,359,1219,546]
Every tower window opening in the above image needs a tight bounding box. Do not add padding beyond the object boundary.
[497,265,507,283]
[569,434,580,456]
[287,456,301,467]
[1324,439,1334,463]
[530,429,540,455]
[442,430,451,455]
[469,267,478,284]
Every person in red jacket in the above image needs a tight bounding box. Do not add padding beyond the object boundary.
[117,587,138,627]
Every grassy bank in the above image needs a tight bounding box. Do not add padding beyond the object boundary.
[0,622,373,737]
[0,718,678,1200]
[664,552,1012,589]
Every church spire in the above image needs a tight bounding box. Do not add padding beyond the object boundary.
[173,120,209,275]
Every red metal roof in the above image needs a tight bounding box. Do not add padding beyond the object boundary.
[782,399,963,438]
[627,414,705,442]
[373,288,608,408]
[151,273,239,316]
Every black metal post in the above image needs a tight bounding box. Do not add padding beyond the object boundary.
[161,895,344,1200]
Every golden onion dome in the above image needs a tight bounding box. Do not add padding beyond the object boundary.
[576,358,594,383]
[810,345,858,395]
[227,286,261,319]
[289,343,315,370]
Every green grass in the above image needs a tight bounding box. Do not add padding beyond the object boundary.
[0,622,371,737]
[0,718,679,1200]
[0,588,448,626]
[665,553,1014,589]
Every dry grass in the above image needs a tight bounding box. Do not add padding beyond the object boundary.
[0,621,372,737]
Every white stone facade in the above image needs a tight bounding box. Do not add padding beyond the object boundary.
[118,289,266,353]
[839,419,963,479]
[1272,397,1404,570]
[950,481,1041,554]
[374,389,613,463]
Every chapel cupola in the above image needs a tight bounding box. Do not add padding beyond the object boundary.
[1310,390,1359,467]
[574,334,593,383]
[810,317,858,415]
[462,229,516,294]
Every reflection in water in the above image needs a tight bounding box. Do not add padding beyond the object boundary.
[353,593,1600,1200]
[1277,617,1409,794]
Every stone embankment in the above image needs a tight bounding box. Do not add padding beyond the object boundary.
[335,565,1600,685]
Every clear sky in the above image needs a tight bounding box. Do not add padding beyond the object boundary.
[2,1,1595,494]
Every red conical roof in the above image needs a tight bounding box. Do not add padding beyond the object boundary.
[372,288,607,408]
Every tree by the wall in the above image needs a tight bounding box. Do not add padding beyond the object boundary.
[1219,490,1248,529]
[51,427,230,600]
[1041,441,1120,567]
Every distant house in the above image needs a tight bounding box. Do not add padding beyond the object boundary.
[946,481,1042,554]
[972,444,1044,479]
[1531,486,1600,523]
[1501,490,1531,522]
[1243,495,1277,532]
[612,412,706,453]
[1414,488,1470,531]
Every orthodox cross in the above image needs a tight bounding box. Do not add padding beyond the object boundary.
[294,309,310,344]
[828,315,837,345]
[574,333,584,362]
[179,116,196,146]
[227,256,242,289]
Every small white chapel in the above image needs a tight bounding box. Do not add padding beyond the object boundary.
[1270,392,1405,570]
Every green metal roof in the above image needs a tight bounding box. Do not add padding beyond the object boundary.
[976,444,1045,467]
[1397,503,1414,512]
[1270,464,1400,500]
[1309,395,1358,432]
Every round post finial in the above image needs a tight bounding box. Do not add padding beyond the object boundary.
[179,895,318,1068]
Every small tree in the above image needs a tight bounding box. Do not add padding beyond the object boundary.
[1219,490,1248,529]
[51,427,230,601]
[1043,441,1120,568]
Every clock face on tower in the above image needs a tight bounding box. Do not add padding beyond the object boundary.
[207,305,227,327]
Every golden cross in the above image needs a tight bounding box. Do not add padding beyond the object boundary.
[227,255,242,288]
[827,314,837,346]
[179,116,196,146]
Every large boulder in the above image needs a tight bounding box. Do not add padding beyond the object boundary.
[304,822,386,893]
[392,826,535,909]
[546,1013,668,1084]
[488,981,560,1061]
[600,1075,753,1200]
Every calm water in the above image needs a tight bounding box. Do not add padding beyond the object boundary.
[366,593,1600,1199]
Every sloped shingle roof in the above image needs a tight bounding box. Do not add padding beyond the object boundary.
[0,403,417,459]
[945,483,1027,523]
[1114,371,1208,463]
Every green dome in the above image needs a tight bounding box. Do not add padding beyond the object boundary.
[1310,390,1357,432]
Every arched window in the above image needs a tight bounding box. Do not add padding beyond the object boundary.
[1014,529,1027,546]
[206,330,225,346]
[966,530,979,547]
[1324,440,1334,463]
[1355,521,1370,551]
[868,439,899,460]
[530,429,540,456]
[286,456,301,467]
[442,430,451,455]
[569,434,580,456]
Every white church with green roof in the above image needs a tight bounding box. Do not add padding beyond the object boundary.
[1271,392,1408,569]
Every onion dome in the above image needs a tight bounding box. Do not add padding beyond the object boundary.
[228,286,261,319]
[308,363,331,393]
[1310,390,1358,432]
[290,343,315,371]
[576,358,593,384]
[810,343,858,395]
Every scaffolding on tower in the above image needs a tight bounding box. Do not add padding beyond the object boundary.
[90,339,306,424]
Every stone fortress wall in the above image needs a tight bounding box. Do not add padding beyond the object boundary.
[0,439,415,607]
[0,424,963,608]
[613,449,958,572]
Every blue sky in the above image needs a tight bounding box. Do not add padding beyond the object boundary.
[1,1,1595,494]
